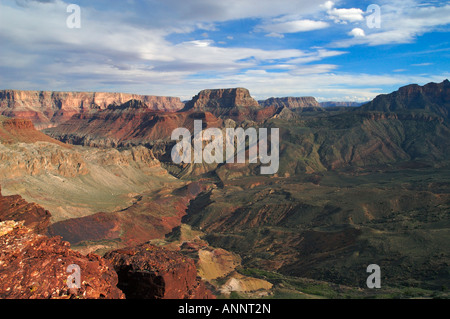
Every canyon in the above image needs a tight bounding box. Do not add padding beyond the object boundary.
[0,80,449,299]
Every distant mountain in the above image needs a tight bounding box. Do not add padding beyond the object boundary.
[359,79,450,118]
[0,90,184,129]
[259,96,320,109]
[320,101,365,107]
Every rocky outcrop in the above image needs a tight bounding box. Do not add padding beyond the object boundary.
[0,186,51,235]
[0,90,185,129]
[0,220,125,299]
[271,106,299,120]
[259,96,320,109]
[104,243,215,299]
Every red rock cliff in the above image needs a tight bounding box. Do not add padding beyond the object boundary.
[0,90,185,129]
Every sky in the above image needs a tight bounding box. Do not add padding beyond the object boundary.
[0,0,449,102]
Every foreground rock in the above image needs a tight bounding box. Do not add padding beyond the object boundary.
[0,186,51,234]
[104,243,215,299]
[0,221,125,299]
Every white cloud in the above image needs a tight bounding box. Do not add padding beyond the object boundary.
[265,32,285,38]
[322,1,364,24]
[259,19,329,34]
[143,0,325,27]
[328,7,365,23]
[349,28,365,38]
[321,1,334,11]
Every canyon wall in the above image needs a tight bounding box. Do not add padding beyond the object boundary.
[0,90,185,129]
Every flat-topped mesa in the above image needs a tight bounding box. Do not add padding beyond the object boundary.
[0,90,185,129]
[184,88,260,111]
[259,96,321,109]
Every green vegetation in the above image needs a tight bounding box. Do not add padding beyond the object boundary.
[237,267,449,299]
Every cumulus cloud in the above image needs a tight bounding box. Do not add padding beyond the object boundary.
[349,28,365,38]
[328,7,365,23]
[323,1,365,24]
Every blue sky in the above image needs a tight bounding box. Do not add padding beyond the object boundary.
[0,0,449,102]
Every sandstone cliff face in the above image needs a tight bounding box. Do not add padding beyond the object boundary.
[0,221,125,299]
[104,243,215,299]
[0,90,185,129]
[259,96,320,109]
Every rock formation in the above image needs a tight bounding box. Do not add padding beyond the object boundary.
[0,115,69,146]
[259,96,320,109]
[0,220,125,299]
[104,243,215,299]
[0,90,185,129]
[184,88,260,110]
[183,88,274,122]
